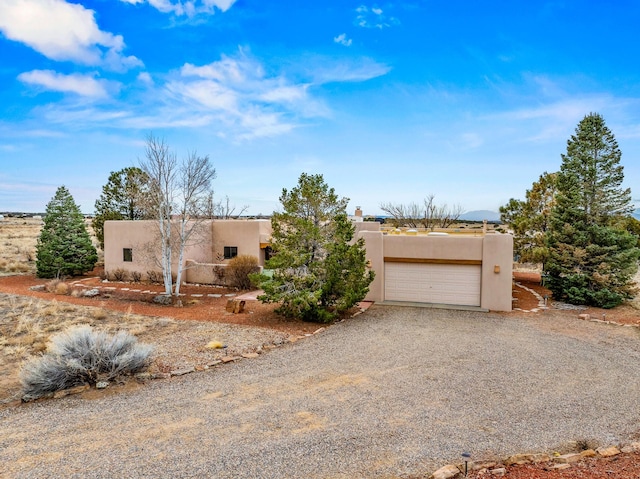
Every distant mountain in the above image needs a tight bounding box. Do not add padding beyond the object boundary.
[459,210,501,222]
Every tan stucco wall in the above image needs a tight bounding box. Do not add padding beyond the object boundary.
[104,219,271,281]
[359,231,513,311]
[480,233,513,311]
[383,235,483,261]
[211,220,272,266]
[360,231,384,302]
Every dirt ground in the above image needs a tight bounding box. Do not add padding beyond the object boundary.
[1,270,639,478]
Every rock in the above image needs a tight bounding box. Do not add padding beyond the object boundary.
[596,446,621,457]
[578,313,590,320]
[530,453,550,463]
[83,288,100,297]
[134,372,153,381]
[170,366,195,376]
[313,327,326,334]
[489,467,506,476]
[504,454,530,466]
[53,384,90,398]
[151,372,171,380]
[206,360,222,367]
[153,295,172,305]
[550,463,571,470]
[29,285,46,291]
[554,453,582,463]
[96,381,109,389]
[580,449,597,457]
[505,453,550,465]
[226,299,246,313]
[241,353,259,359]
[430,464,460,479]
[473,462,497,471]
[221,356,240,363]
[206,340,225,349]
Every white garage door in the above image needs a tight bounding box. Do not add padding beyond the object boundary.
[384,262,481,306]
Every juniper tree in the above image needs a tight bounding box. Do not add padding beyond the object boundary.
[546,113,639,308]
[36,186,98,278]
[500,171,557,264]
[255,173,374,322]
[93,167,150,249]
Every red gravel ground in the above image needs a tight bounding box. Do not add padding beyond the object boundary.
[2,270,639,478]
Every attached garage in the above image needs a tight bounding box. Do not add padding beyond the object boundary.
[384,261,482,307]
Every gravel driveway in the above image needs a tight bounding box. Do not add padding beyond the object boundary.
[2,306,640,478]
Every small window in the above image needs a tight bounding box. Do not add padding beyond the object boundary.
[224,246,238,259]
[123,248,133,262]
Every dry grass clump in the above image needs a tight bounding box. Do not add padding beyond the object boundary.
[44,279,71,295]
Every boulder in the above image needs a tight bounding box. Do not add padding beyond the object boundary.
[153,295,173,305]
[430,464,460,479]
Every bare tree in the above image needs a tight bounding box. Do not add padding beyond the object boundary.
[213,195,249,219]
[379,201,423,227]
[380,195,464,229]
[140,135,216,297]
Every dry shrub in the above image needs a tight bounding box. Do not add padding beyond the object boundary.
[111,268,128,282]
[40,303,60,317]
[213,265,226,283]
[91,308,109,320]
[20,325,153,401]
[146,270,162,283]
[46,280,70,295]
[131,271,142,283]
[226,255,261,290]
[70,288,84,297]
[45,279,62,293]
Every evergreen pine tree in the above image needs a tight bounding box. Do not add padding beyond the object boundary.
[93,167,149,249]
[36,186,98,278]
[546,113,639,308]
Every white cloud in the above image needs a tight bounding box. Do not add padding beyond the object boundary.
[13,50,389,140]
[18,70,113,98]
[355,4,399,29]
[119,0,236,17]
[309,57,391,84]
[137,72,154,84]
[0,0,142,71]
[334,33,353,47]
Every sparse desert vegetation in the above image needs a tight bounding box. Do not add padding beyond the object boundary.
[0,293,169,402]
[0,217,40,275]
[0,287,293,405]
[0,216,102,276]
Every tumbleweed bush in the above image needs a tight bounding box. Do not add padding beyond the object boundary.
[20,325,153,400]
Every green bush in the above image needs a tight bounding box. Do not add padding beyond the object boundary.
[226,255,261,290]
[20,326,153,401]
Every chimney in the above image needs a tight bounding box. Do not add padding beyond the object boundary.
[355,206,362,217]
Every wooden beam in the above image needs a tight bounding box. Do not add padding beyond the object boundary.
[384,257,482,265]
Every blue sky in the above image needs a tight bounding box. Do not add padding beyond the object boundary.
[1,0,640,215]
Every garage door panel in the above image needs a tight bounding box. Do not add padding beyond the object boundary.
[385,262,481,306]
